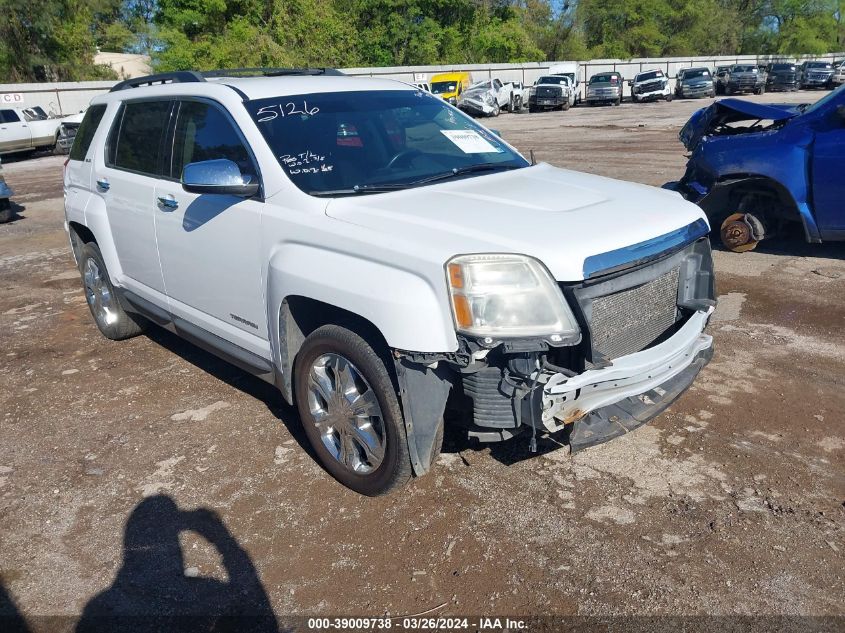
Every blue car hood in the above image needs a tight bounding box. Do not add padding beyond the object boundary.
[680,98,802,151]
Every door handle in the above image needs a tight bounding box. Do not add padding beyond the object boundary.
[96,178,110,192]
[157,195,179,210]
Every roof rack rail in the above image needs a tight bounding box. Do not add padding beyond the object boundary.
[201,67,344,78]
[110,71,206,92]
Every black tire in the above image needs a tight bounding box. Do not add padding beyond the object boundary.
[528,105,537,113]
[294,325,413,496]
[78,242,147,340]
[0,198,12,224]
[665,93,674,102]
[562,99,570,111]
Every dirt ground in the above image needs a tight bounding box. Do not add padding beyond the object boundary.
[0,90,843,630]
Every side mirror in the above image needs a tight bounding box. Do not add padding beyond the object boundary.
[181,159,259,197]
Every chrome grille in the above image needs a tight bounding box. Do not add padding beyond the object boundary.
[590,267,680,359]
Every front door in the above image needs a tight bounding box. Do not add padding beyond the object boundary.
[154,99,267,348]
[811,109,845,234]
[0,110,31,152]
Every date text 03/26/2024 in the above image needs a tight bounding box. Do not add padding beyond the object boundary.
[306,617,527,630]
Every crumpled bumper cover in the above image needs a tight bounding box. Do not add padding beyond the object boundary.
[458,99,495,116]
[536,308,714,445]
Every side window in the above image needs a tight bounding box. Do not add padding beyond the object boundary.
[69,105,107,161]
[170,101,254,180]
[109,100,172,176]
[1,110,20,123]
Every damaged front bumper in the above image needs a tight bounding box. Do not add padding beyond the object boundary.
[457,98,497,117]
[533,308,713,449]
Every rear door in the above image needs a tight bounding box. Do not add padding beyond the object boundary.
[0,110,31,152]
[154,98,267,346]
[64,105,107,222]
[812,107,845,235]
[96,99,173,298]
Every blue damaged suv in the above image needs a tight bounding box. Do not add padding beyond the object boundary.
[669,86,845,251]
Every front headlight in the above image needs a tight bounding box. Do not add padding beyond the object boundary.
[446,254,581,343]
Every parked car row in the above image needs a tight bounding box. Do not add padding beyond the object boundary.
[427,61,839,117]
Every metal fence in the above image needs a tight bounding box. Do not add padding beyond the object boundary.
[2,52,843,115]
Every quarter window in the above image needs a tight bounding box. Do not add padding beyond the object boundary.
[170,101,254,179]
[109,100,172,176]
[69,105,107,162]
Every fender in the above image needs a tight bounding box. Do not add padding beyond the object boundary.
[81,193,125,281]
[266,242,458,400]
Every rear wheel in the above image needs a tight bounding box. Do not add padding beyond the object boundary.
[78,242,147,340]
[665,93,673,102]
[294,325,412,496]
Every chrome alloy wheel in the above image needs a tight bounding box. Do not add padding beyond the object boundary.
[306,353,387,474]
[83,258,118,327]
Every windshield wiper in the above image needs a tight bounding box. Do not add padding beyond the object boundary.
[308,163,524,197]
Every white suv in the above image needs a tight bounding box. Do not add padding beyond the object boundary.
[64,69,716,496]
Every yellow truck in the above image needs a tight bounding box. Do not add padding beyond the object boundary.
[430,71,472,105]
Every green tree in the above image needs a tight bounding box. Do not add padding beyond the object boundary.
[0,0,117,81]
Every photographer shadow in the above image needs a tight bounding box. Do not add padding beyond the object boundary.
[76,495,280,633]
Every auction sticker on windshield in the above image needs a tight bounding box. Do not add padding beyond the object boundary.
[440,129,501,154]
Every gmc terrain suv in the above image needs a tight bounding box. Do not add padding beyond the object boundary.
[64,69,716,496]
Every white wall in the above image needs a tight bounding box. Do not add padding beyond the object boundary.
[1,52,842,114]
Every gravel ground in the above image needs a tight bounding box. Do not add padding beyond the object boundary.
[0,90,843,631]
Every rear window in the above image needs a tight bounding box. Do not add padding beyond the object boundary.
[0,110,20,123]
[69,105,107,161]
[107,100,172,176]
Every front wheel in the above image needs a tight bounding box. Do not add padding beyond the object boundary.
[665,93,674,102]
[294,325,413,496]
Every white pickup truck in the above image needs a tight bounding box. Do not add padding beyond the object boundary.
[457,78,517,116]
[0,106,84,156]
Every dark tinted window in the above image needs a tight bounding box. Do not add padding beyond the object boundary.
[771,64,796,71]
[1,110,20,123]
[170,101,253,179]
[69,105,107,161]
[110,100,171,175]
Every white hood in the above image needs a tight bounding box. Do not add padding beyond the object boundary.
[325,163,708,282]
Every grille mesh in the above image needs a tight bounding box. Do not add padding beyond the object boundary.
[590,268,680,359]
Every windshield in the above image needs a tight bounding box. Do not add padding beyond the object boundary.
[590,75,616,84]
[807,62,832,69]
[733,66,756,73]
[537,76,567,85]
[636,71,663,82]
[246,90,528,196]
[684,69,711,79]
[771,64,795,71]
[431,81,457,95]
